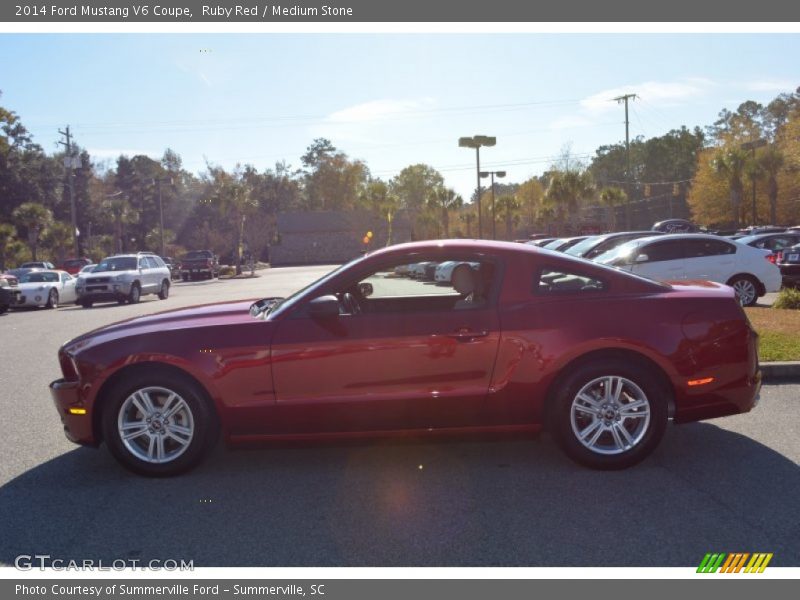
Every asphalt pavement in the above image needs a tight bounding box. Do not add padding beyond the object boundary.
[0,266,798,567]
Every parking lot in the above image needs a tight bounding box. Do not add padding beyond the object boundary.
[0,265,798,567]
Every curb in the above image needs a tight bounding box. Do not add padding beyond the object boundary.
[761,362,800,382]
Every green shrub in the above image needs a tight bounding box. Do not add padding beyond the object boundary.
[773,287,800,310]
[218,266,236,278]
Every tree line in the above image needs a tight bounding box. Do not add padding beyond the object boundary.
[1,87,799,270]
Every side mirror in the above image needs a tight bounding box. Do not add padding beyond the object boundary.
[308,295,340,319]
[358,282,373,298]
[634,253,649,263]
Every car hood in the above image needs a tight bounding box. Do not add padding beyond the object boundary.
[18,281,57,290]
[64,298,260,353]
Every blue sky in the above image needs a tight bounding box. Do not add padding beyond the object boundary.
[0,34,798,198]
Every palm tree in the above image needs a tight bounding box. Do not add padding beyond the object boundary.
[460,208,476,238]
[103,192,139,253]
[12,202,53,261]
[598,186,628,231]
[545,170,594,234]
[428,187,463,238]
[0,223,18,270]
[495,195,520,239]
[208,167,258,275]
[42,221,75,264]
[361,180,400,245]
[758,146,785,225]
[713,147,748,227]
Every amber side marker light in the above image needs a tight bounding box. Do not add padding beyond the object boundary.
[687,377,715,387]
[68,407,87,415]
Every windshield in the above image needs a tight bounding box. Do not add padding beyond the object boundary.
[184,251,211,259]
[268,255,368,319]
[94,257,137,272]
[565,235,603,256]
[735,235,763,246]
[594,239,642,265]
[543,238,567,250]
[20,272,58,283]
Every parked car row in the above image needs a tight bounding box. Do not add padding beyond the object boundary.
[0,249,221,312]
[536,231,782,306]
[395,260,480,284]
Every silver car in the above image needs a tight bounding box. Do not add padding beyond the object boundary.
[75,253,171,308]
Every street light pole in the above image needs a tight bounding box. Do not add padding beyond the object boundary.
[741,139,767,225]
[459,135,497,239]
[480,170,506,240]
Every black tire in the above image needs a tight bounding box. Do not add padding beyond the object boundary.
[0,304,8,315]
[549,358,668,470]
[80,299,94,308]
[100,369,217,477]
[158,280,170,300]
[128,283,141,304]
[727,275,759,307]
[45,288,59,309]
[181,274,188,282]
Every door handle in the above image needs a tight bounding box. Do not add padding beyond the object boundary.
[447,328,489,341]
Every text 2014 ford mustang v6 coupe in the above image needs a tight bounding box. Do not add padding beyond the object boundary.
[50,240,760,476]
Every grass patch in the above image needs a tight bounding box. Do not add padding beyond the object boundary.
[744,306,800,361]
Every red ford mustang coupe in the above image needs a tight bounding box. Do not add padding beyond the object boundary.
[50,240,761,476]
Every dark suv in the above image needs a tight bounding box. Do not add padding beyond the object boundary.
[179,250,220,281]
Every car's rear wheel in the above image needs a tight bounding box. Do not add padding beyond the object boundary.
[158,280,170,300]
[128,283,141,304]
[45,289,58,309]
[728,275,759,307]
[101,371,217,476]
[551,359,668,470]
[80,299,94,308]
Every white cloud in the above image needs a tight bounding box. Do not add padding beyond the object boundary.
[580,78,715,114]
[743,79,797,93]
[327,98,436,123]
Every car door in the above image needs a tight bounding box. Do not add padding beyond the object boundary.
[628,239,685,282]
[269,257,503,434]
[59,272,77,302]
[683,238,737,282]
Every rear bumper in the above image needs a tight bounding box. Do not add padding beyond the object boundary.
[50,378,97,446]
[674,327,761,423]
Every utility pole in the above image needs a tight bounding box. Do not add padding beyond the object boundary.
[152,177,173,257]
[58,125,80,257]
[613,94,637,230]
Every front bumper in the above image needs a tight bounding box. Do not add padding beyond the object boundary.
[77,280,132,301]
[50,378,96,446]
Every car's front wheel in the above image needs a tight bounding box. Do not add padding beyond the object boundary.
[127,283,141,304]
[101,370,217,476]
[158,280,170,300]
[550,359,668,470]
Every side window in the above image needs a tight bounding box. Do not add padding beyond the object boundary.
[769,237,794,251]
[60,272,69,283]
[146,257,160,268]
[636,240,683,263]
[534,268,606,294]
[138,257,148,269]
[685,239,736,258]
[351,258,496,310]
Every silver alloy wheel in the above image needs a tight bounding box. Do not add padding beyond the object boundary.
[117,386,195,464]
[570,376,651,455]
[732,278,757,306]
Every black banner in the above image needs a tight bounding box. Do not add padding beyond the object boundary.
[3,0,800,22]
[4,579,799,600]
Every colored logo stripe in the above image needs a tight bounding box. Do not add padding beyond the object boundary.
[697,553,773,573]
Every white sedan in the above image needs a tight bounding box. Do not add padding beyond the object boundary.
[434,261,479,284]
[15,270,77,308]
[595,233,781,306]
